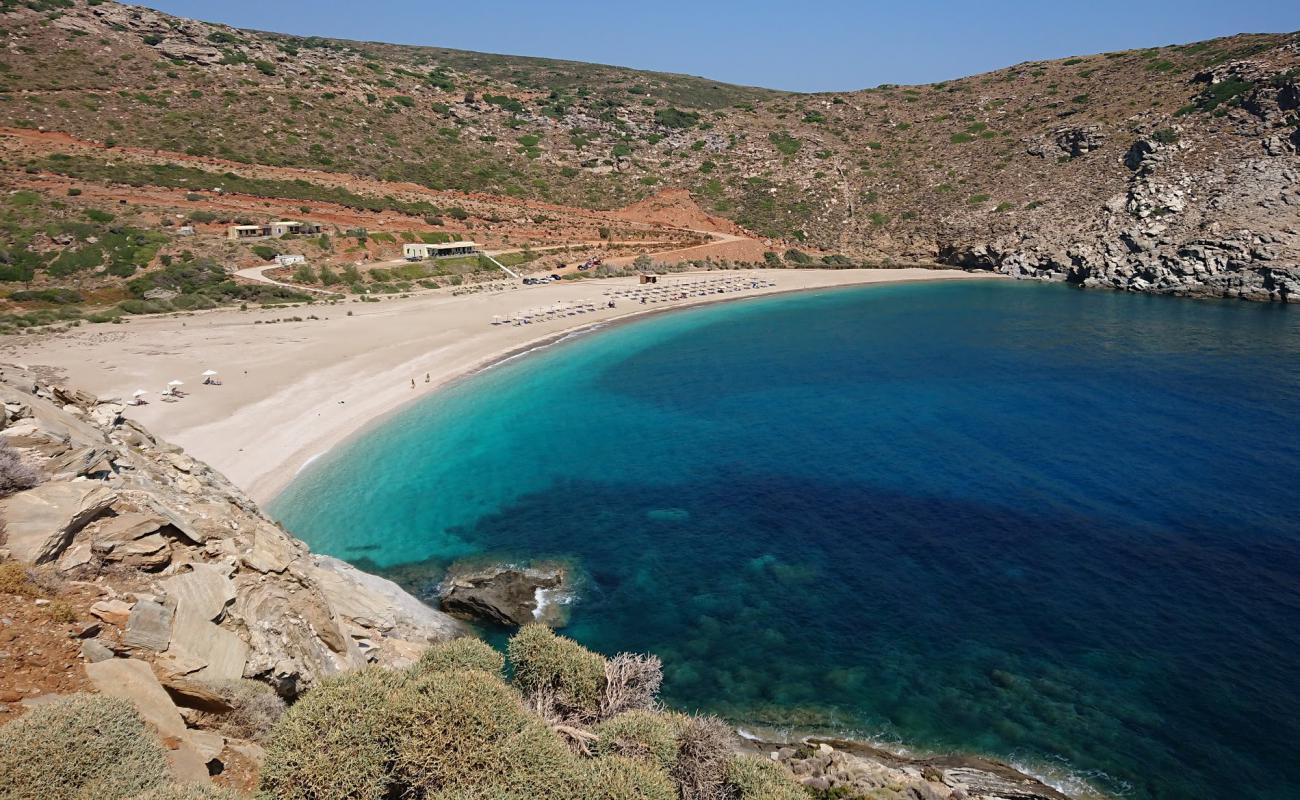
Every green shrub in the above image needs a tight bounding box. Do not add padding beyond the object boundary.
[595,710,680,772]
[8,288,82,304]
[0,694,170,800]
[259,668,408,800]
[412,637,506,678]
[254,60,276,76]
[783,249,812,265]
[579,755,677,800]
[393,669,577,798]
[654,108,700,129]
[724,754,806,800]
[768,131,800,155]
[251,244,278,261]
[508,624,607,720]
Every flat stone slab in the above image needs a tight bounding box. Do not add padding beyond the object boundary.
[0,481,117,563]
[91,512,166,544]
[124,599,174,651]
[163,563,236,622]
[85,657,186,739]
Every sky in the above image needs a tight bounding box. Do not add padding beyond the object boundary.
[139,1,1300,93]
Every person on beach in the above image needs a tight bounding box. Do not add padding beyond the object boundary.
[425,373,430,383]
[411,379,415,389]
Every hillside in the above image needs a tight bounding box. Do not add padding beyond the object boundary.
[0,0,1298,311]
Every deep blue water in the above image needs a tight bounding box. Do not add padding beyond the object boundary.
[270,281,1300,800]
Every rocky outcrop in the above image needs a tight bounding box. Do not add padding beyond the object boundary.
[741,737,1070,800]
[438,562,567,627]
[942,59,1300,303]
[0,365,462,700]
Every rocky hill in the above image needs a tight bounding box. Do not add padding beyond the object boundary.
[2,1,1298,301]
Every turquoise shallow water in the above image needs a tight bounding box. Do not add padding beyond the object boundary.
[270,281,1300,800]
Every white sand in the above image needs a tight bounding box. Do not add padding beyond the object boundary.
[5,269,996,504]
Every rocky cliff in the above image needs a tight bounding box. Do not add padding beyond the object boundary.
[940,59,1300,301]
[0,364,461,673]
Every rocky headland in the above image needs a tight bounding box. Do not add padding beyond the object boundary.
[940,59,1300,302]
[0,365,1083,797]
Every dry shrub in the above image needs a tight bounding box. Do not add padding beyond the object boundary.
[724,754,807,800]
[579,755,678,800]
[0,693,170,800]
[44,599,77,624]
[411,636,505,678]
[393,669,578,798]
[203,679,286,740]
[670,714,737,800]
[0,442,41,498]
[601,652,663,719]
[0,560,39,597]
[259,667,408,800]
[128,783,239,800]
[508,624,607,722]
[594,709,680,773]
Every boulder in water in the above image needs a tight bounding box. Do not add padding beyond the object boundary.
[438,563,566,627]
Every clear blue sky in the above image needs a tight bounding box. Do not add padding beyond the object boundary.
[139,1,1300,92]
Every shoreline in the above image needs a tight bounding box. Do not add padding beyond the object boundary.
[4,268,997,505]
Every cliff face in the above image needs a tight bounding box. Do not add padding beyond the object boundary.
[0,364,462,699]
[940,59,1300,301]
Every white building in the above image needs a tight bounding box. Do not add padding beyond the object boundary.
[274,254,307,266]
[403,241,478,261]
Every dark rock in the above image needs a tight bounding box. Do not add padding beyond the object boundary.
[438,564,565,627]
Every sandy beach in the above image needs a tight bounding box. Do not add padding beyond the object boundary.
[4,268,993,504]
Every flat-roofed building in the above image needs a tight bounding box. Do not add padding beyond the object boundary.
[228,224,265,241]
[403,241,479,261]
[227,221,323,240]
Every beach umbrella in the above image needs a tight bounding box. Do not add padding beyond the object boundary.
[132,389,147,398]
[168,379,184,387]
[202,370,218,377]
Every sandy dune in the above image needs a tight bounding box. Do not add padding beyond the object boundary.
[5,269,995,504]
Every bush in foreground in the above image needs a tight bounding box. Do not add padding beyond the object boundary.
[393,669,577,798]
[670,714,738,800]
[508,624,608,721]
[258,668,408,800]
[0,694,170,800]
[411,635,505,678]
[595,710,680,772]
[580,755,678,800]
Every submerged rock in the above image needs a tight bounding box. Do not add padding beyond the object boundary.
[438,563,567,627]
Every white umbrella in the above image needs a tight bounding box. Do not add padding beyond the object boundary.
[132,389,147,397]
[201,370,218,377]
[168,380,184,387]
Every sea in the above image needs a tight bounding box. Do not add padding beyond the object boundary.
[270,280,1300,800]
